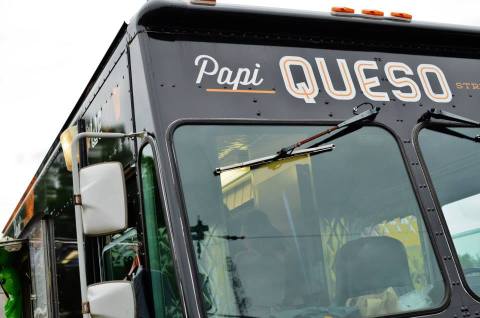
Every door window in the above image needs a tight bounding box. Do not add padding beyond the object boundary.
[140,143,183,318]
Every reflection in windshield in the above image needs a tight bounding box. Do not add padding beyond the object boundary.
[420,127,480,295]
[175,125,445,318]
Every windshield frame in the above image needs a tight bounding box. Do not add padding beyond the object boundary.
[137,135,192,316]
[168,118,450,318]
[414,121,480,303]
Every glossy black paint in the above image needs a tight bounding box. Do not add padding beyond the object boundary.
[130,3,480,318]
[5,1,480,317]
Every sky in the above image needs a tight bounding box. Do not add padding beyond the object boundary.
[0,0,480,230]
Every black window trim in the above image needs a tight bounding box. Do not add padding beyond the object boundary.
[414,121,480,303]
[137,134,189,317]
[167,118,451,318]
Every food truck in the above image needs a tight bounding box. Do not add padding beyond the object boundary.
[3,1,480,317]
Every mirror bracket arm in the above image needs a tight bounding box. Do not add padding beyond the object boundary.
[82,302,90,315]
[70,130,146,317]
[74,194,82,206]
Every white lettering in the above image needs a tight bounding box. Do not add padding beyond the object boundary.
[237,68,252,86]
[417,64,452,103]
[195,55,264,90]
[316,58,356,100]
[195,55,218,84]
[385,62,421,102]
[218,67,234,86]
[250,63,264,86]
[280,56,319,103]
[354,60,389,102]
[87,109,102,149]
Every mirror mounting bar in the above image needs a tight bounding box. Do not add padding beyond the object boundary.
[70,131,146,317]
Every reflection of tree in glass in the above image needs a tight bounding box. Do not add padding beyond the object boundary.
[158,227,173,274]
[459,254,480,268]
[157,227,182,318]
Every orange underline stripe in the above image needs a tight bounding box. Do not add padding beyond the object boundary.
[206,88,276,94]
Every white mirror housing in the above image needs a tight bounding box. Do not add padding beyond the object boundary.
[88,281,136,318]
[80,162,128,236]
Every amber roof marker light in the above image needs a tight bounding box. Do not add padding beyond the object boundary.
[331,7,355,16]
[361,9,385,19]
[331,7,411,23]
[389,12,413,22]
[191,0,216,5]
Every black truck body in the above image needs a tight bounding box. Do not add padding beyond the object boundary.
[4,1,480,317]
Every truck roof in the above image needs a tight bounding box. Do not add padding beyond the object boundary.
[132,0,480,56]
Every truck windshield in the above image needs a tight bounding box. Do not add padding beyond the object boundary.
[174,125,445,318]
[419,127,480,297]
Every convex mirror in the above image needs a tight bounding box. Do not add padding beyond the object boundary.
[88,281,136,318]
[80,162,128,236]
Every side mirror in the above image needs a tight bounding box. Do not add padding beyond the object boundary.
[88,281,136,318]
[80,162,128,236]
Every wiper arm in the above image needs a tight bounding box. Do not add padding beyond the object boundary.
[277,103,380,156]
[428,126,480,143]
[309,123,363,149]
[418,108,480,126]
[214,144,334,175]
[214,103,380,176]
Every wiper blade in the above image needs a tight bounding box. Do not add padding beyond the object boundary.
[214,144,334,175]
[418,108,480,126]
[277,104,380,156]
[428,126,480,143]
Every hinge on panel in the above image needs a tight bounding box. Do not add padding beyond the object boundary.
[82,301,90,314]
[74,195,82,206]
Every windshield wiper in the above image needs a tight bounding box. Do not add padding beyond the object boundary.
[277,103,380,156]
[418,108,480,126]
[427,126,480,143]
[214,103,380,175]
[214,144,334,175]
